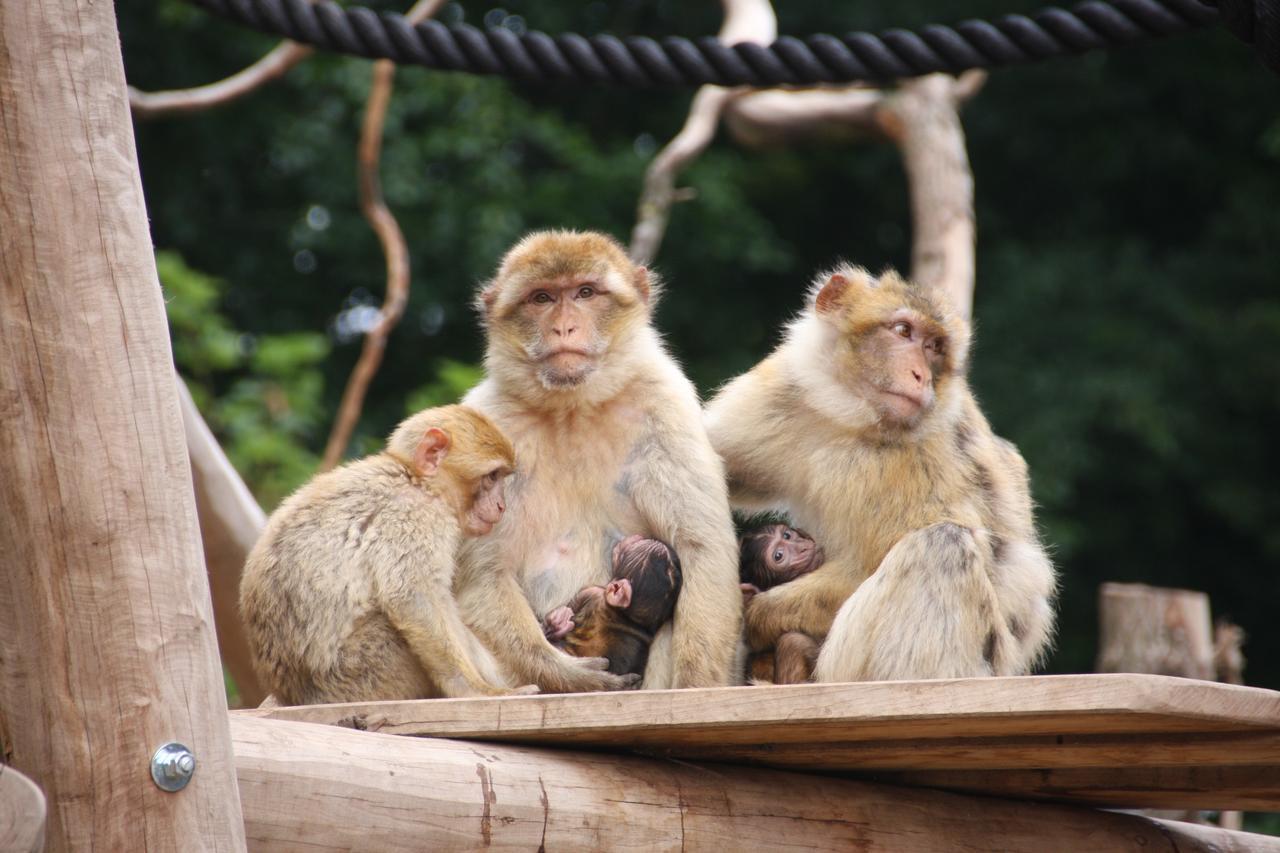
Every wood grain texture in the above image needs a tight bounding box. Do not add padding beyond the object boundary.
[239,674,1280,810]
[0,2,246,849]
[231,715,1280,852]
[0,767,46,853]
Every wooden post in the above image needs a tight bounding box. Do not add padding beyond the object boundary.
[0,2,247,849]
[1097,583,1216,681]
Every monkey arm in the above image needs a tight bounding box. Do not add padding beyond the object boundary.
[703,360,791,512]
[743,561,860,651]
[457,570,635,694]
[625,417,742,688]
[382,583,529,698]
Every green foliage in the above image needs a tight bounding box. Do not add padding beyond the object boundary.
[124,2,1280,703]
[159,251,330,509]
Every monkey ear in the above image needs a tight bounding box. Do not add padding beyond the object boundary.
[478,285,498,316]
[414,428,451,476]
[814,274,850,315]
[633,267,651,303]
[604,578,632,609]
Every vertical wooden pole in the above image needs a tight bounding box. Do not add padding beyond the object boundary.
[0,2,247,850]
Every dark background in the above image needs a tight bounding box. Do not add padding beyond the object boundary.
[120,1,1280,704]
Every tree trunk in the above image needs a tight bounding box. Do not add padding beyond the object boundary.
[0,2,246,848]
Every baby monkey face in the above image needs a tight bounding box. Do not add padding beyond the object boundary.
[742,525,824,589]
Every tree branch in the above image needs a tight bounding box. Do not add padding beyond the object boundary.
[629,0,776,265]
[130,41,313,119]
[318,0,447,470]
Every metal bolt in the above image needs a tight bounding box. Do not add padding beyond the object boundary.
[150,742,196,792]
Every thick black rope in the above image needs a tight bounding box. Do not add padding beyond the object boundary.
[191,0,1277,85]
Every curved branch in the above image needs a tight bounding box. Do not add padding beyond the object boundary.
[129,40,313,119]
[628,0,776,265]
[318,0,447,470]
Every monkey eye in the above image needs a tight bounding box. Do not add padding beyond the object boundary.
[782,529,792,540]
[892,321,912,338]
[575,285,596,299]
[926,338,946,355]
[483,470,501,485]
[772,550,784,562]
[530,291,553,305]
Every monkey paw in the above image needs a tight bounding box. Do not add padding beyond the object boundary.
[509,684,541,696]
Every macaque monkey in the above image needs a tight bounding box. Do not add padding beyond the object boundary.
[738,524,823,683]
[458,230,741,691]
[543,535,683,677]
[240,405,538,705]
[706,266,1056,682]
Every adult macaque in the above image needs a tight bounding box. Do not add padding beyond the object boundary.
[543,535,682,677]
[738,524,823,683]
[706,266,1056,682]
[240,405,537,704]
[459,230,741,691]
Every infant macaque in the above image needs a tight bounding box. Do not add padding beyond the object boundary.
[542,535,683,677]
[739,524,824,684]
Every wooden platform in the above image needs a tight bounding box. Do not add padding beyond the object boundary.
[240,673,1280,811]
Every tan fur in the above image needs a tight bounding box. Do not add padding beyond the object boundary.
[705,266,1056,681]
[240,405,532,705]
[458,230,742,691]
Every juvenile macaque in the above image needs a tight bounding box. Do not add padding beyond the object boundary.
[457,230,741,691]
[543,535,683,677]
[738,524,823,683]
[240,405,537,705]
[706,266,1056,682]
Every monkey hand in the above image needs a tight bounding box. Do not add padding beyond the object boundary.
[549,653,641,693]
[508,684,541,696]
[542,605,576,641]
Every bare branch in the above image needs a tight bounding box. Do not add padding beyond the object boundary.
[723,86,886,148]
[878,74,981,320]
[318,0,447,470]
[629,0,776,264]
[130,41,313,119]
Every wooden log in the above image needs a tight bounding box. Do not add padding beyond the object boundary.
[1097,582,1216,680]
[0,767,46,853]
[231,716,1279,852]
[239,674,1280,811]
[0,2,246,849]
[178,379,267,707]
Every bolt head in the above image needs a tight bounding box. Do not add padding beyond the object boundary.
[150,742,196,792]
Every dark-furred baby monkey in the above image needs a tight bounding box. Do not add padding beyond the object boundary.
[739,524,824,683]
[543,535,682,677]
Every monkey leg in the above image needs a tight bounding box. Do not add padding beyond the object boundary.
[773,631,819,684]
[747,650,776,684]
[813,523,1012,683]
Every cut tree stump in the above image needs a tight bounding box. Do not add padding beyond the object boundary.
[0,767,46,853]
[1097,582,1216,679]
[240,673,1280,811]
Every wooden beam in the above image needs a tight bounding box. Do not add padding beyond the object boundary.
[178,379,267,707]
[239,674,1280,810]
[0,2,246,849]
[232,716,1279,852]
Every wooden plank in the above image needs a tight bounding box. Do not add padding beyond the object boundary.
[239,674,1280,810]
[0,767,45,853]
[869,766,1280,812]
[241,674,1280,743]
[232,715,1280,852]
[0,2,247,849]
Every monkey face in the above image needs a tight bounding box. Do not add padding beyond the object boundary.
[811,268,965,430]
[740,524,824,589]
[464,469,509,536]
[476,232,652,392]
